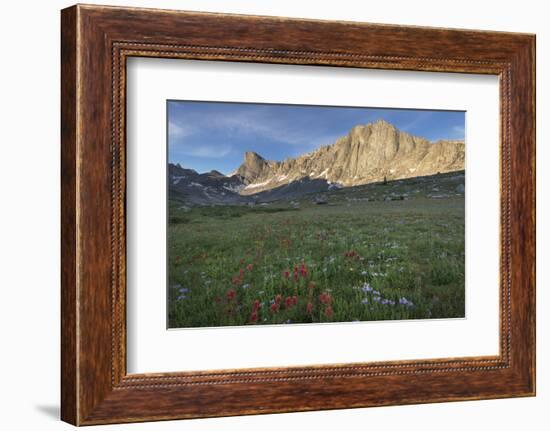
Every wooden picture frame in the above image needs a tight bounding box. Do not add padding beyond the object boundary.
[61,4,535,425]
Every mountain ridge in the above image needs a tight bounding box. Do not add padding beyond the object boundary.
[168,119,465,205]
[233,119,464,194]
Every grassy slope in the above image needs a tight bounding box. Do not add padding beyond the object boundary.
[168,172,465,328]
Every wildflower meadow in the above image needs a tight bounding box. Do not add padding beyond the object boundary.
[168,173,465,328]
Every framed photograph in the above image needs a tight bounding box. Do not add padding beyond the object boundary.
[61,4,535,425]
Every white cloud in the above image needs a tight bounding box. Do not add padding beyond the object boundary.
[206,108,348,152]
[168,104,347,158]
[168,121,193,140]
[174,144,232,159]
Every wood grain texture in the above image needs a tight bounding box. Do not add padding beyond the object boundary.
[60,4,536,425]
[60,5,78,425]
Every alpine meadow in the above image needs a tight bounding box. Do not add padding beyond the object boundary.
[167,101,466,329]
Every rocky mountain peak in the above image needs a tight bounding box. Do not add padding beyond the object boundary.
[371,118,395,129]
[234,151,270,184]
[208,170,225,178]
[244,151,265,164]
[232,119,464,195]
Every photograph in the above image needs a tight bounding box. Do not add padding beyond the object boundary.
[167,101,466,328]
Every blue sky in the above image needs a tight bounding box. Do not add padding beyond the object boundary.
[168,100,465,175]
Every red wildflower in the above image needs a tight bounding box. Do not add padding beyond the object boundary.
[270,302,279,313]
[292,295,298,305]
[300,262,308,277]
[293,266,299,282]
[306,302,314,314]
[275,294,282,304]
[325,306,334,318]
[239,259,245,264]
[232,275,242,285]
[283,270,290,279]
[239,268,245,277]
[246,263,254,272]
[344,250,357,258]
[226,289,237,301]
[250,311,258,323]
[285,296,293,308]
[319,292,332,305]
[214,296,222,303]
[252,299,261,312]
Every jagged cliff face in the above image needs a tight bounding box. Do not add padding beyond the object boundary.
[233,151,272,184]
[235,120,465,195]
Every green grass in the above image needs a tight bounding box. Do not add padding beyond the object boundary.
[167,182,465,328]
